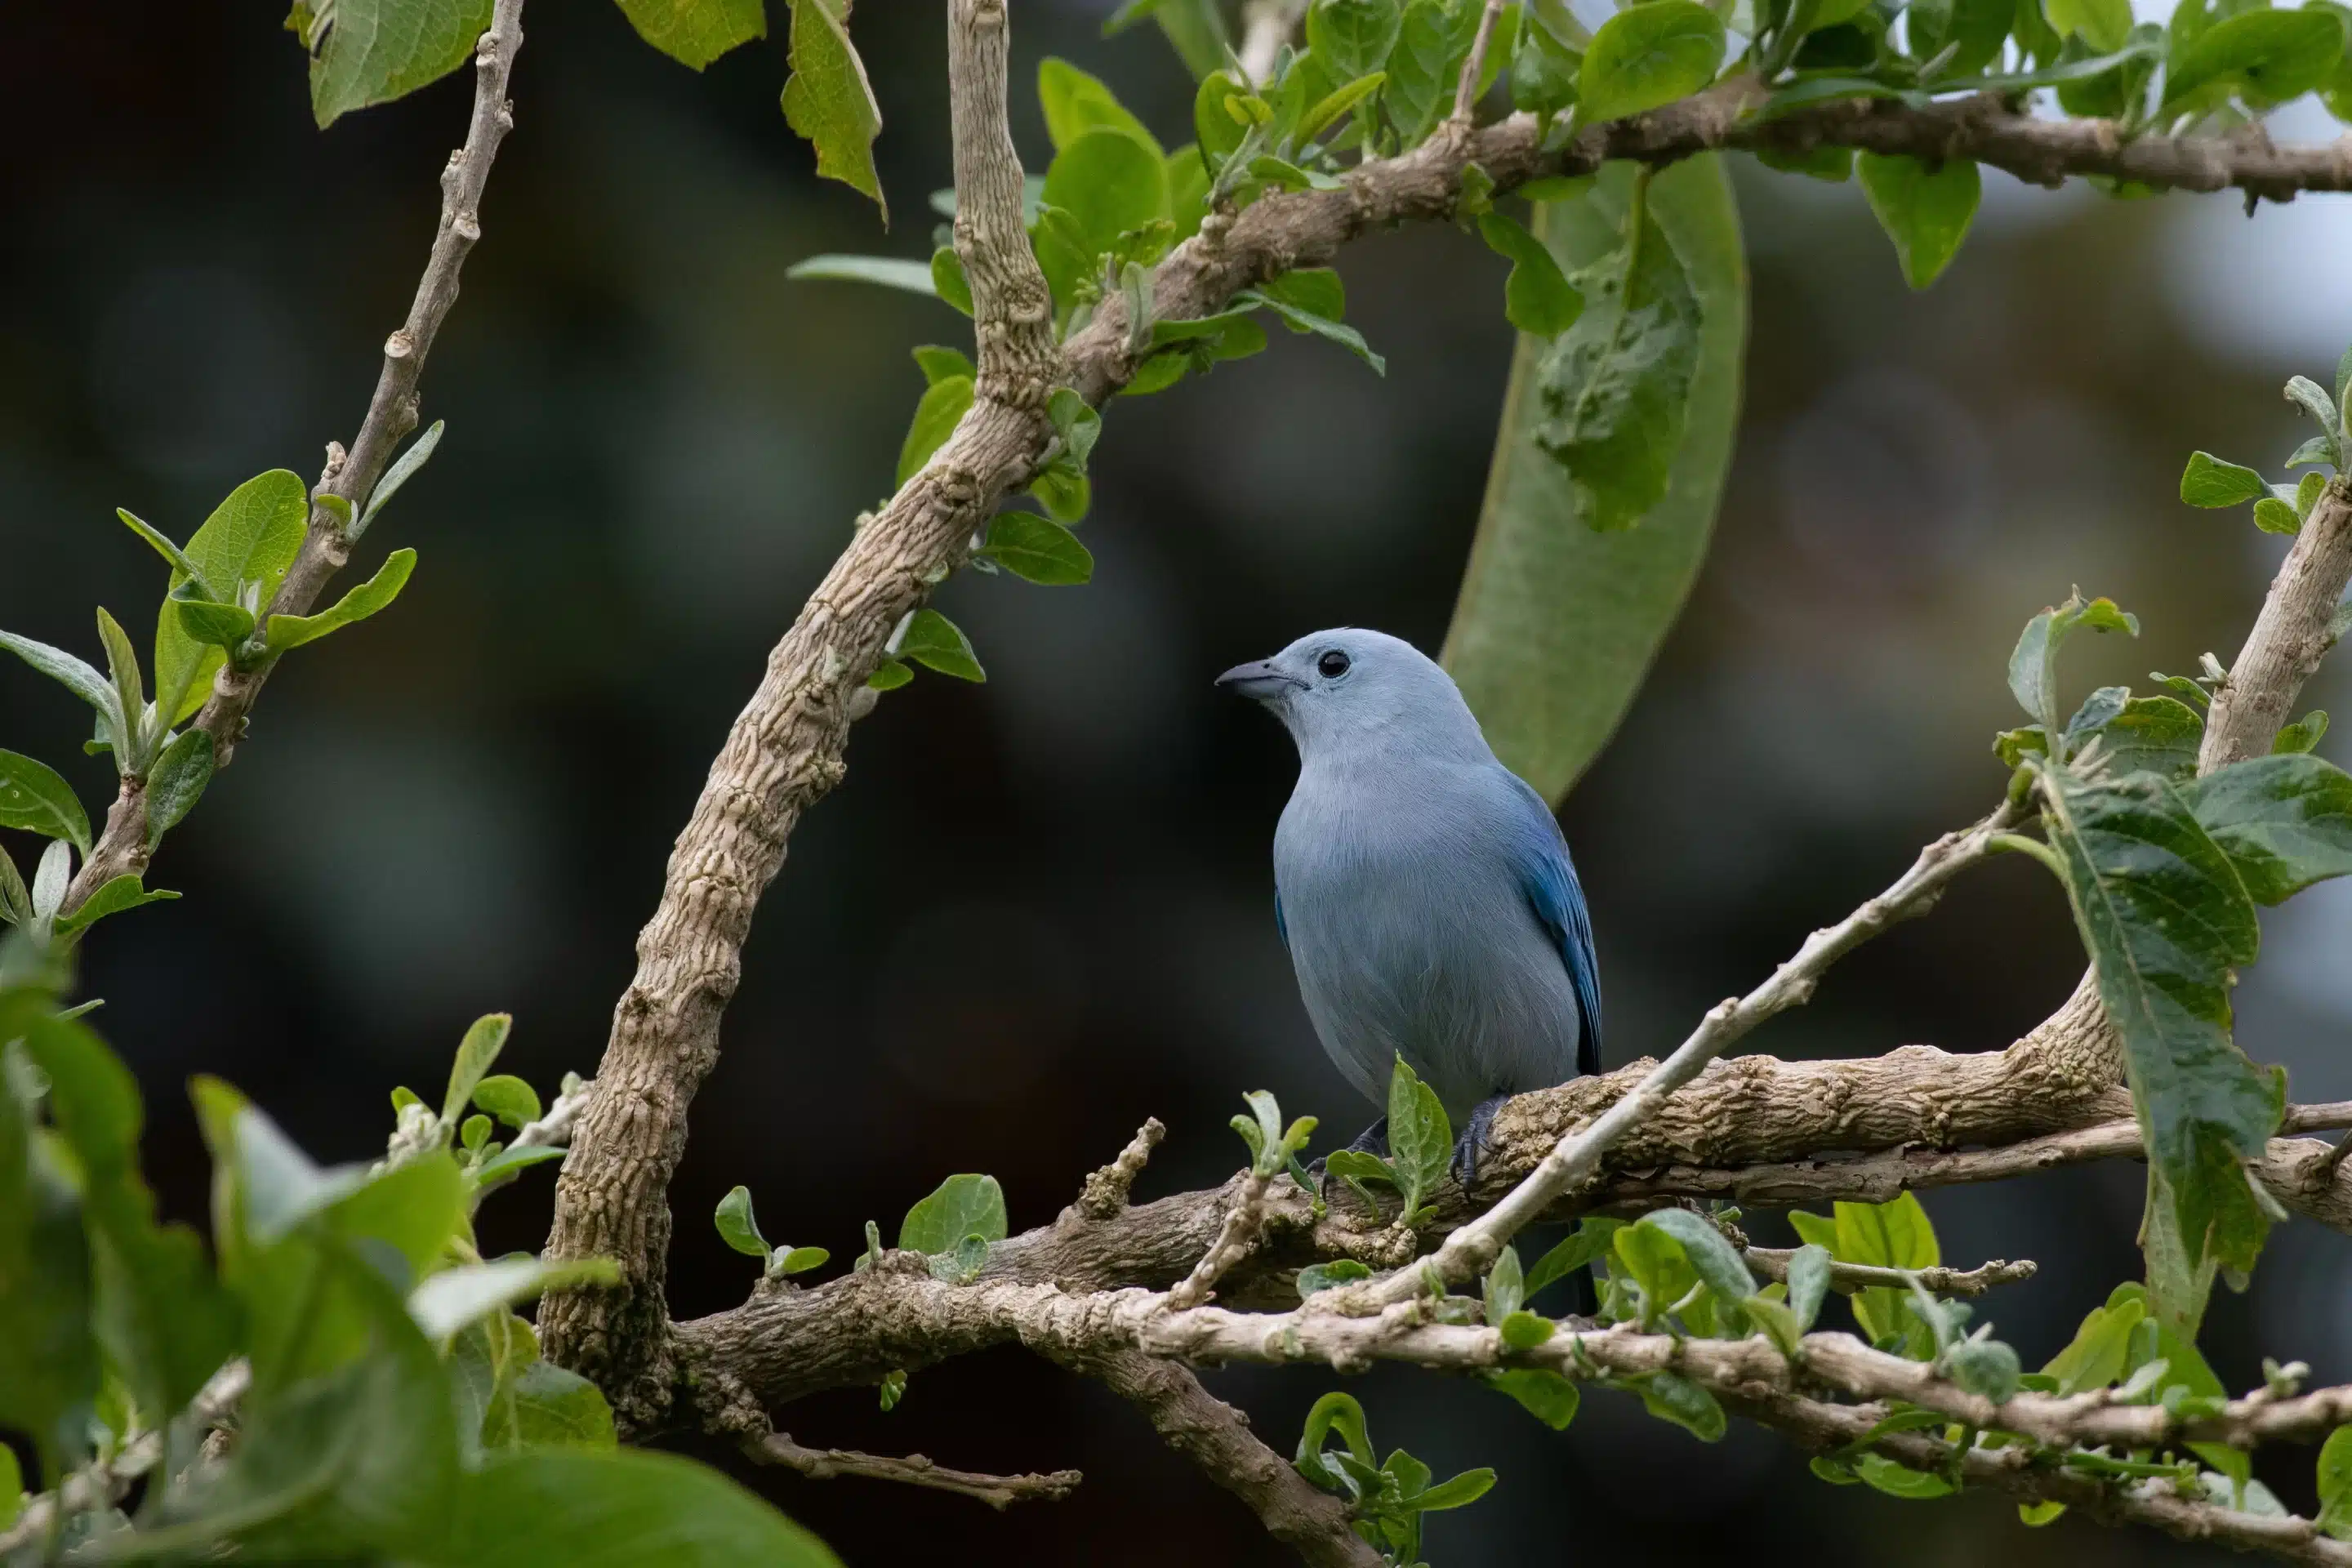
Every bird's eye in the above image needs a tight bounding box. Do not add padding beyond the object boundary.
[1317,650,1351,679]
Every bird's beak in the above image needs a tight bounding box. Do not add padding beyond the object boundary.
[1215,659,1305,702]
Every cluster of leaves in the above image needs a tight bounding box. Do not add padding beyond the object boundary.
[1976,362,2352,1333]
[1293,1391,1494,1566]
[0,447,435,947]
[1320,1057,1457,1227]
[0,947,837,1562]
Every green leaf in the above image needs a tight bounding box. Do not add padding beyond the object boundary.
[1911,0,2016,74]
[116,509,213,597]
[408,1255,619,1340]
[0,750,92,853]
[1048,386,1102,468]
[1412,1467,1497,1511]
[1194,69,1250,166]
[0,842,26,925]
[2256,496,2304,534]
[1301,70,1389,139]
[443,1013,513,1128]
[897,610,985,681]
[1310,0,1405,78]
[1477,212,1584,337]
[2042,768,2278,1332]
[156,469,309,725]
[615,0,766,69]
[142,729,215,851]
[307,0,491,128]
[1386,0,1483,142]
[2164,5,2347,109]
[470,1073,541,1129]
[1637,1208,1757,1303]
[265,547,418,653]
[1484,1368,1580,1428]
[1484,1242,1526,1320]
[1039,56,1162,155]
[2318,1425,2352,1538]
[866,659,913,691]
[1853,1453,1955,1498]
[2042,1296,2144,1392]
[470,1143,566,1187]
[176,598,258,651]
[1447,162,1739,801]
[2274,707,2327,755]
[1297,1258,1375,1297]
[1040,128,1169,267]
[777,1245,830,1276]
[1236,287,1388,373]
[0,1054,98,1481]
[1857,154,1980,289]
[913,345,976,385]
[983,514,1094,586]
[898,1173,1008,1254]
[2183,752,2352,903]
[1526,1215,1626,1296]
[715,1185,769,1258]
[780,0,886,220]
[786,255,940,296]
[1499,1309,1556,1348]
[53,876,180,938]
[451,1446,843,1566]
[931,247,975,316]
[1580,0,1726,122]
[354,420,443,538]
[1787,1241,1832,1330]
[896,376,973,486]
[2092,695,2205,779]
[1295,1390,1374,1489]
[0,630,120,728]
[2181,450,2270,507]
[2007,591,2138,734]
[1513,11,1587,113]
[1385,1054,1452,1216]
[1029,458,1092,523]
[2048,0,2134,51]
[1634,1368,1726,1440]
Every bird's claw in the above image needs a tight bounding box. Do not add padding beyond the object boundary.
[1450,1094,1509,1188]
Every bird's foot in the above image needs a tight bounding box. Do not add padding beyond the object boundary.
[1308,1117,1390,1185]
[1450,1094,1510,1189]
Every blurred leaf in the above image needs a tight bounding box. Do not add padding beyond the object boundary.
[1311,0,1405,78]
[1857,154,1980,289]
[0,750,92,853]
[307,0,490,128]
[266,548,417,653]
[408,1255,619,1341]
[780,0,886,220]
[2042,768,2278,1332]
[1445,158,1742,802]
[2319,1424,2352,1538]
[1911,0,2015,74]
[444,1013,512,1128]
[2183,752,2352,903]
[715,1185,769,1258]
[912,345,976,385]
[1853,1453,1954,1497]
[897,610,985,681]
[2180,450,2270,507]
[2163,6,2346,109]
[449,1447,842,1565]
[1477,212,1584,336]
[144,728,215,850]
[471,1073,541,1130]
[1580,1,1726,121]
[1039,56,1162,155]
[616,0,765,69]
[2048,0,2133,51]
[0,1034,100,1480]
[896,375,974,486]
[899,1173,1007,1254]
[786,255,939,295]
[156,470,308,725]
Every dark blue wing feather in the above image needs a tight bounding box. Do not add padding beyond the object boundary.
[1503,774,1602,1077]
[1273,887,1289,953]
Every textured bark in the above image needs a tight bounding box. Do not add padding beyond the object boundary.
[2201,480,2352,770]
[537,0,1058,1429]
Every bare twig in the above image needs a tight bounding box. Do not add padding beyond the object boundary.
[63,0,527,911]
[1067,1118,1165,1223]
[1039,1345,1383,1568]
[0,1361,249,1555]
[1450,0,1509,122]
[538,0,1058,1428]
[746,1431,1080,1511]
[1741,1245,2037,1298]
[1165,1166,1274,1311]
[1356,800,2023,1304]
[2201,479,2352,769]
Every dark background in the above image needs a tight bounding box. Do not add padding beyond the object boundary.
[5,1,2352,1561]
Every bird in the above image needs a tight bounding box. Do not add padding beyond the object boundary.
[1218,628,1601,1182]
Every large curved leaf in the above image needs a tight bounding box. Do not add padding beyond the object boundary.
[1441,156,1747,804]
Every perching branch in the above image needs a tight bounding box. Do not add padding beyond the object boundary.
[62,0,527,912]
[2201,479,2352,770]
[745,1431,1080,1511]
[538,0,1059,1428]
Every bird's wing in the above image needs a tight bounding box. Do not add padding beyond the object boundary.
[1273,886,1290,953]
[1503,773,1602,1077]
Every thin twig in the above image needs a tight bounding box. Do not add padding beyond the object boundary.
[62,0,528,911]
[746,1432,1080,1511]
[1741,1245,2037,1298]
[1450,0,1509,122]
[1067,1118,1165,1222]
[1236,0,1306,86]
[0,1361,249,1554]
[1165,1167,1274,1311]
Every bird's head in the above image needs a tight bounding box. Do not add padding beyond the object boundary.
[1216,628,1486,760]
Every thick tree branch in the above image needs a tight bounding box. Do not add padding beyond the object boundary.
[538,0,1058,1428]
[1036,1344,1383,1568]
[64,0,527,912]
[745,1431,1080,1511]
[2201,479,2352,769]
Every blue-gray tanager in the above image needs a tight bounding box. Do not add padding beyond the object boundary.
[1218,629,1601,1177]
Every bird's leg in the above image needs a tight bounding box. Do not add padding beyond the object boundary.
[1451,1094,1510,1187]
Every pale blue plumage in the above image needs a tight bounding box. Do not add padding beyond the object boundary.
[1219,629,1601,1159]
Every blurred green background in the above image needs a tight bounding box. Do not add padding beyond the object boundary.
[2,1,2350,1560]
